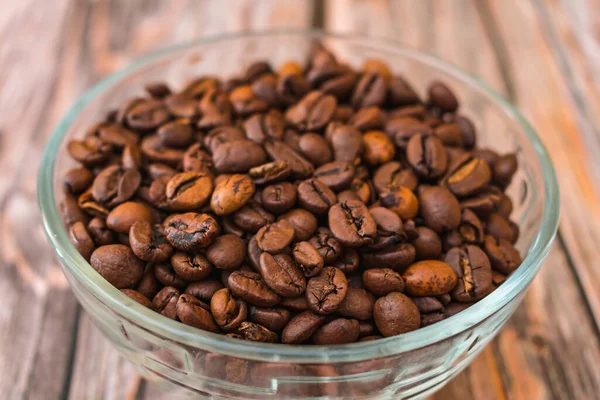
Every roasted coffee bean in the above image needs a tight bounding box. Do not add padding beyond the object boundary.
[328,124,364,163]
[249,161,292,185]
[228,270,281,307]
[261,182,297,214]
[256,220,295,254]
[164,93,199,119]
[122,144,142,170]
[386,117,432,150]
[428,81,458,112]
[238,321,279,343]
[297,178,336,215]
[280,296,309,312]
[212,140,267,174]
[412,297,445,314]
[485,213,519,244]
[328,200,377,247]
[444,156,491,197]
[221,216,248,238]
[281,311,327,344]
[332,248,360,274]
[64,168,93,194]
[106,201,156,233]
[314,161,355,191]
[402,260,458,296]
[184,279,224,303]
[244,110,285,144]
[164,172,213,211]
[249,306,290,332]
[176,293,219,332]
[126,99,170,131]
[134,266,161,300]
[210,288,248,331]
[230,85,269,117]
[69,221,96,260]
[182,144,213,174]
[298,133,333,166]
[373,162,418,192]
[157,119,194,148]
[493,153,518,189]
[363,130,396,165]
[198,88,233,130]
[378,185,419,221]
[367,207,404,250]
[92,166,141,207]
[258,253,306,298]
[204,126,246,155]
[264,141,314,179]
[445,245,492,302]
[121,289,152,308]
[67,137,112,166]
[492,270,508,287]
[411,226,442,260]
[363,268,404,296]
[90,244,144,289]
[232,201,275,232]
[87,217,114,245]
[152,286,180,319]
[285,91,337,131]
[154,261,187,289]
[279,209,318,242]
[129,221,173,262]
[312,318,360,345]
[171,252,212,281]
[350,106,385,131]
[277,73,311,106]
[406,133,448,179]
[145,82,171,98]
[483,235,521,274]
[210,174,255,216]
[164,212,219,251]
[305,267,348,315]
[388,76,420,106]
[251,73,280,108]
[292,241,324,277]
[206,234,247,270]
[433,123,462,147]
[352,72,387,109]
[338,288,375,321]
[418,186,461,233]
[374,292,421,337]
[78,190,109,218]
[140,135,185,166]
[308,227,343,264]
[455,209,485,244]
[362,242,416,271]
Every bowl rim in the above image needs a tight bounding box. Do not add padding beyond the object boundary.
[38,29,560,363]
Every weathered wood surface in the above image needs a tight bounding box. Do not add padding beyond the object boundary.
[0,0,598,399]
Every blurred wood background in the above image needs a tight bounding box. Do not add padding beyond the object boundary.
[1,0,599,399]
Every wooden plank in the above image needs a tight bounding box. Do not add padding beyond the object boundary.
[325,0,600,399]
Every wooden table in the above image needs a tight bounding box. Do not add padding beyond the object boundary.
[1,1,599,399]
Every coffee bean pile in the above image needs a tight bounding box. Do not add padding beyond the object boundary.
[63,45,521,345]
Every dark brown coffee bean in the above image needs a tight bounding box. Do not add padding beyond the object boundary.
[352,72,387,109]
[249,161,292,186]
[492,270,508,287]
[67,137,112,166]
[129,221,173,262]
[258,253,306,298]
[106,201,155,233]
[238,321,279,343]
[232,201,275,232]
[388,76,420,106]
[197,88,233,130]
[298,133,333,166]
[455,209,485,244]
[363,130,396,166]
[92,166,141,207]
[378,185,419,221]
[264,141,314,179]
[157,119,194,148]
[203,126,246,154]
[243,109,286,144]
[281,311,326,344]
[170,252,212,282]
[145,82,171,98]
[363,268,404,296]
[328,200,377,247]
[366,207,404,250]
[285,90,337,131]
[140,135,185,166]
[485,213,519,244]
[210,288,248,331]
[406,133,448,179]
[278,209,318,242]
[373,162,418,192]
[163,212,219,251]
[77,190,109,218]
[230,85,268,117]
[483,235,521,274]
[280,296,309,312]
[444,156,491,197]
[176,293,219,333]
[428,81,458,112]
[445,245,492,302]
[182,143,213,174]
[308,227,343,264]
[411,226,442,260]
[402,260,458,296]
[362,242,416,271]
[328,124,364,163]
[90,244,144,289]
[212,140,267,174]
[493,154,518,189]
[122,144,142,170]
[418,186,461,233]
[292,241,324,277]
[249,307,290,332]
[206,234,247,270]
[251,73,280,107]
[86,218,112,246]
[154,262,187,289]
[126,99,170,131]
[164,93,199,119]
[374,292,420,337]
[297,178,336,215]
[184,279,224,303]
[152,286,180,319]
[69,221,95,261]
[314,161,355,191]
[228,270,280,307]
[305,267,348,315]
[121,289,152,308]
[337,288,375,320]
[256,220,295,254]
[64,168,93,194]
[433,123,462,147]
[210,174,255,216]
[350,106,385,131]
[385,117,432,150]
[261,182,297,214]
[164,172,213,211]
[312,318,360,345]
[332,248,360,274]
[412,297,444,314]
[277,73,311,106]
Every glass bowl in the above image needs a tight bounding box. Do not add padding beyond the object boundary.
[38,30,559,399]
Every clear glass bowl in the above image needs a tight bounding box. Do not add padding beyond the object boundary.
[38,31,559,399]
